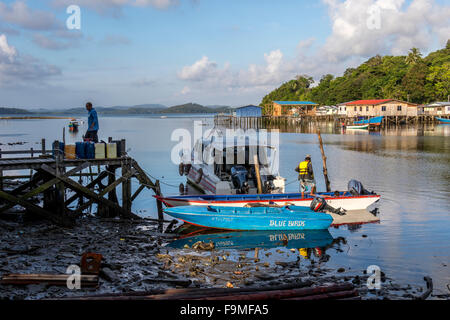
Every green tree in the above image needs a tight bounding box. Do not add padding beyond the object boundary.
[427,63,450,101]
[405,47,423,65]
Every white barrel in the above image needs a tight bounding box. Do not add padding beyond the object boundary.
[95,143,106,159]
[106,143,117,158]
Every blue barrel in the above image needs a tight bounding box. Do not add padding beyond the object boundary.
[85,142,95,159]
[75,142,85,159]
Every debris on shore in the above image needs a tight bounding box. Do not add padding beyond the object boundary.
[0,218,445,300]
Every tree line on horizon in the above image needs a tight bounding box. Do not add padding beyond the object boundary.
[260,41,450,112]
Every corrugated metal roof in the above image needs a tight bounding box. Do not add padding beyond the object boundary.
[427,101,450,107]
[273,101,318,105]
[235,105,262,110]
[346,99,392,105]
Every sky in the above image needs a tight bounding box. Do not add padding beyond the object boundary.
[0,0,449,109]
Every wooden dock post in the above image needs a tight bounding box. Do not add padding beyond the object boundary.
[41,139,46,156]
[155,180,164,232]
[317,129,331,192]
[121,158,132,214]
[0,149,2,191]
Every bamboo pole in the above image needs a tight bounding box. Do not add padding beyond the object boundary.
[317,129,331,192]
[253,154,263,194]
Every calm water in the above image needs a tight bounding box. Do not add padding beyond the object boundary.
[1,115,449,294]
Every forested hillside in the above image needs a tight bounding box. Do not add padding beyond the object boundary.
[261,41,450,111]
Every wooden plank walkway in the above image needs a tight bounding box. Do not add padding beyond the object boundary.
[0,157,123,171]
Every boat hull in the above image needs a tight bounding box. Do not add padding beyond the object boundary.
[164,206,333,231]
[346,124,369,129]
[354,116,384,126]
[436,117,450,124]
[156,192,380,211]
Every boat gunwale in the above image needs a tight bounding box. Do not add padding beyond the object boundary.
[155,193,380,204]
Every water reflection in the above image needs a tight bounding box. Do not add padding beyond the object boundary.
[168,228,334,251]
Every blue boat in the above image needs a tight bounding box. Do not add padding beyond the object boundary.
[168,229,333,250]
[436,117,450,124]
[353,116,384,126]
[164,205,333,231]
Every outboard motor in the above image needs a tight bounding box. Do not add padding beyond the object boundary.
[231,166,249,194]
[348,179,374,196]
[310,197,346,215]
[263,180,274,193]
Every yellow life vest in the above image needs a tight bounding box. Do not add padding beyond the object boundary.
[299,248,308,259]
[298,161,309,175]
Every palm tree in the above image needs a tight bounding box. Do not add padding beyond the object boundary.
[405,48,422,65]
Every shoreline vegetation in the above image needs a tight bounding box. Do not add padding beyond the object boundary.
[261,43,449,111]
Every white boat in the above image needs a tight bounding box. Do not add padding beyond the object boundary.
[346,124,369,129]
[178,132,286,195]
[155,191,380,211]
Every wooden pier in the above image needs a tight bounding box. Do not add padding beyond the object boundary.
[214,114,450,130]
[0,138,164,228]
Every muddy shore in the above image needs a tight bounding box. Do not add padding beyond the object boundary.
[0,216,445,300]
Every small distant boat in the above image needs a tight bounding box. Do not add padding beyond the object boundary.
[160,116,168,119]
[68,120,79,131]
[164,205,333,231]
[436,117,450,124]
[353,116,384,126]
[345,124,369,130]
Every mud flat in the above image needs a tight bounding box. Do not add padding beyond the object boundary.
[0,218,445,300]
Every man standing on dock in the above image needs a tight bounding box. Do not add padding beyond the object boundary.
[295,154,316,197]
[85,102,99,143]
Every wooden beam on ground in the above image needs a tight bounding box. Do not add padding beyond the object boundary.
[0,273,98,287]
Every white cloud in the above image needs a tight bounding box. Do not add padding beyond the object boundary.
[0,34,17,62]
[134,0,178,9]
[180,86,191,94]
[178,56,223,81]
[0,34,60,86]
[177,0,450,99]
[51,0,179,14]
[321,0,450,62]
[100,34,132,46]
[0,1,59,30]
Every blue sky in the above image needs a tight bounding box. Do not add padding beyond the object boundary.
[0,0,448,108]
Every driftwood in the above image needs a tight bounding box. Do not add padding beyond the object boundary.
[416,276,433,300]
[57,281,359,301]
[0,273,98,287]
[196,283,354,300]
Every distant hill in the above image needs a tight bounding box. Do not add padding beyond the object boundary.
[161,103,232,114]
[0,107,32,115]
[4,103,232,115]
